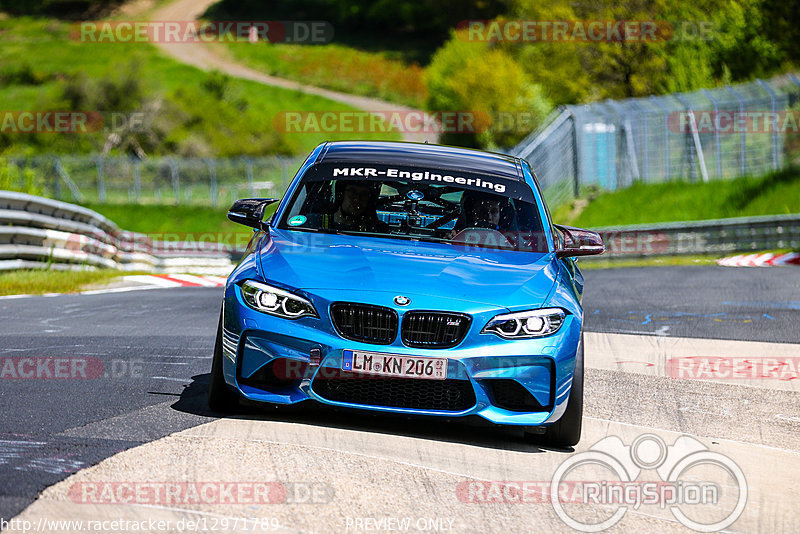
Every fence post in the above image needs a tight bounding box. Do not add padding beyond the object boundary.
[568,112,580,197]
[96,156,106,203]
[281,158,289,194]
[726,85,747,176]
[244,156,254,197]
[170,159,180,205]
[756,78,779,171]
[623,120,641,183]
[675,94,709,182]
[649,95,671,181]
[702,90,723,178]
[132,158,142,202]
[630,101,649,180]
[208,158,218,207]
[51,157,62,200]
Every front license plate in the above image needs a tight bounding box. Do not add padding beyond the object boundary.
[342,350,447,380]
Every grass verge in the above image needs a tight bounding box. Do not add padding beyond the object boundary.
[0,269,126,296]
[212,42,427,109]
[578,254,722,270]
[83,202,279,245]
[554,167,800,228]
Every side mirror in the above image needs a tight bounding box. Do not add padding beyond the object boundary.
[554,224,605,258]
[227,198,280,230]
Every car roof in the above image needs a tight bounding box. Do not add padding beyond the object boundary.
[316,141,525,181]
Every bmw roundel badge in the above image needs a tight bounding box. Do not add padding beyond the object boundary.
[394,295,411,306]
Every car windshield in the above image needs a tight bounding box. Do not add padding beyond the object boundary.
[278,164,549,252]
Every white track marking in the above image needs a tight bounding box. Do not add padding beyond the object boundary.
[149,376,190,382]
[163,274,220,287]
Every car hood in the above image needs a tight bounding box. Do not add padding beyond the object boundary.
[258,229,558,309]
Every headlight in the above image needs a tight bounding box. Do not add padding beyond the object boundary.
[239,280,318,319]
[482,308,566,339]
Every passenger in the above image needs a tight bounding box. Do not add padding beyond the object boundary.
[321,181,390,233]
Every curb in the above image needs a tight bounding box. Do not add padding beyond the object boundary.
[0,274,226,299]
[717,252,800,267]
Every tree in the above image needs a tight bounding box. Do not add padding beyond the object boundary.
[426,30,552,148]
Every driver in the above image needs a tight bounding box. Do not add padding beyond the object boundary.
[321,181,390,233]
[464,197,501,230]
[449,191,503,237]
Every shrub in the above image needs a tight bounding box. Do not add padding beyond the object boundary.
[425,30,552,148]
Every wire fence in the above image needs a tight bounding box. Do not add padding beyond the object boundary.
[511,73,800,208]
[2,155,307,207]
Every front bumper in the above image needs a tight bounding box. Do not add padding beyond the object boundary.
[222,285,581,427]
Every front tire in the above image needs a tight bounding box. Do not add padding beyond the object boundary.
[526,334,583,447]
[208,312,240,413]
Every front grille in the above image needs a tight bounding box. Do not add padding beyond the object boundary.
[401,312,471,348]
[330,303,397,345]
[312,371,476,411]
[484,379,550,412]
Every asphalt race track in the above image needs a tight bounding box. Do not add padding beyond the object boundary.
[1,265,799,532]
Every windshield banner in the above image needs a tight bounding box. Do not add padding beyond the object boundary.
[303,163,535,202]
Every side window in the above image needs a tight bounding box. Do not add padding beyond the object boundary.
[283,184,309,219]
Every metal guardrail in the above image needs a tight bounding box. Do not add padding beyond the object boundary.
[589,214,800,258]
[4,192,797,269]
[0,191,236,275]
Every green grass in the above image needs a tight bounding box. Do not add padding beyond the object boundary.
[578,254,722,269]
[0,268,126,296]
[83,202,279,246]
[213,42,428,109]
[0,17,400,157]
[554,168,800,228]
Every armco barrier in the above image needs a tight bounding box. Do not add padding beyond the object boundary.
[590,214,800,258]
[0,191,236,275]
[4,191,798,267]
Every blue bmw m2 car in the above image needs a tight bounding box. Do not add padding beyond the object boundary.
[209,141,603,447]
